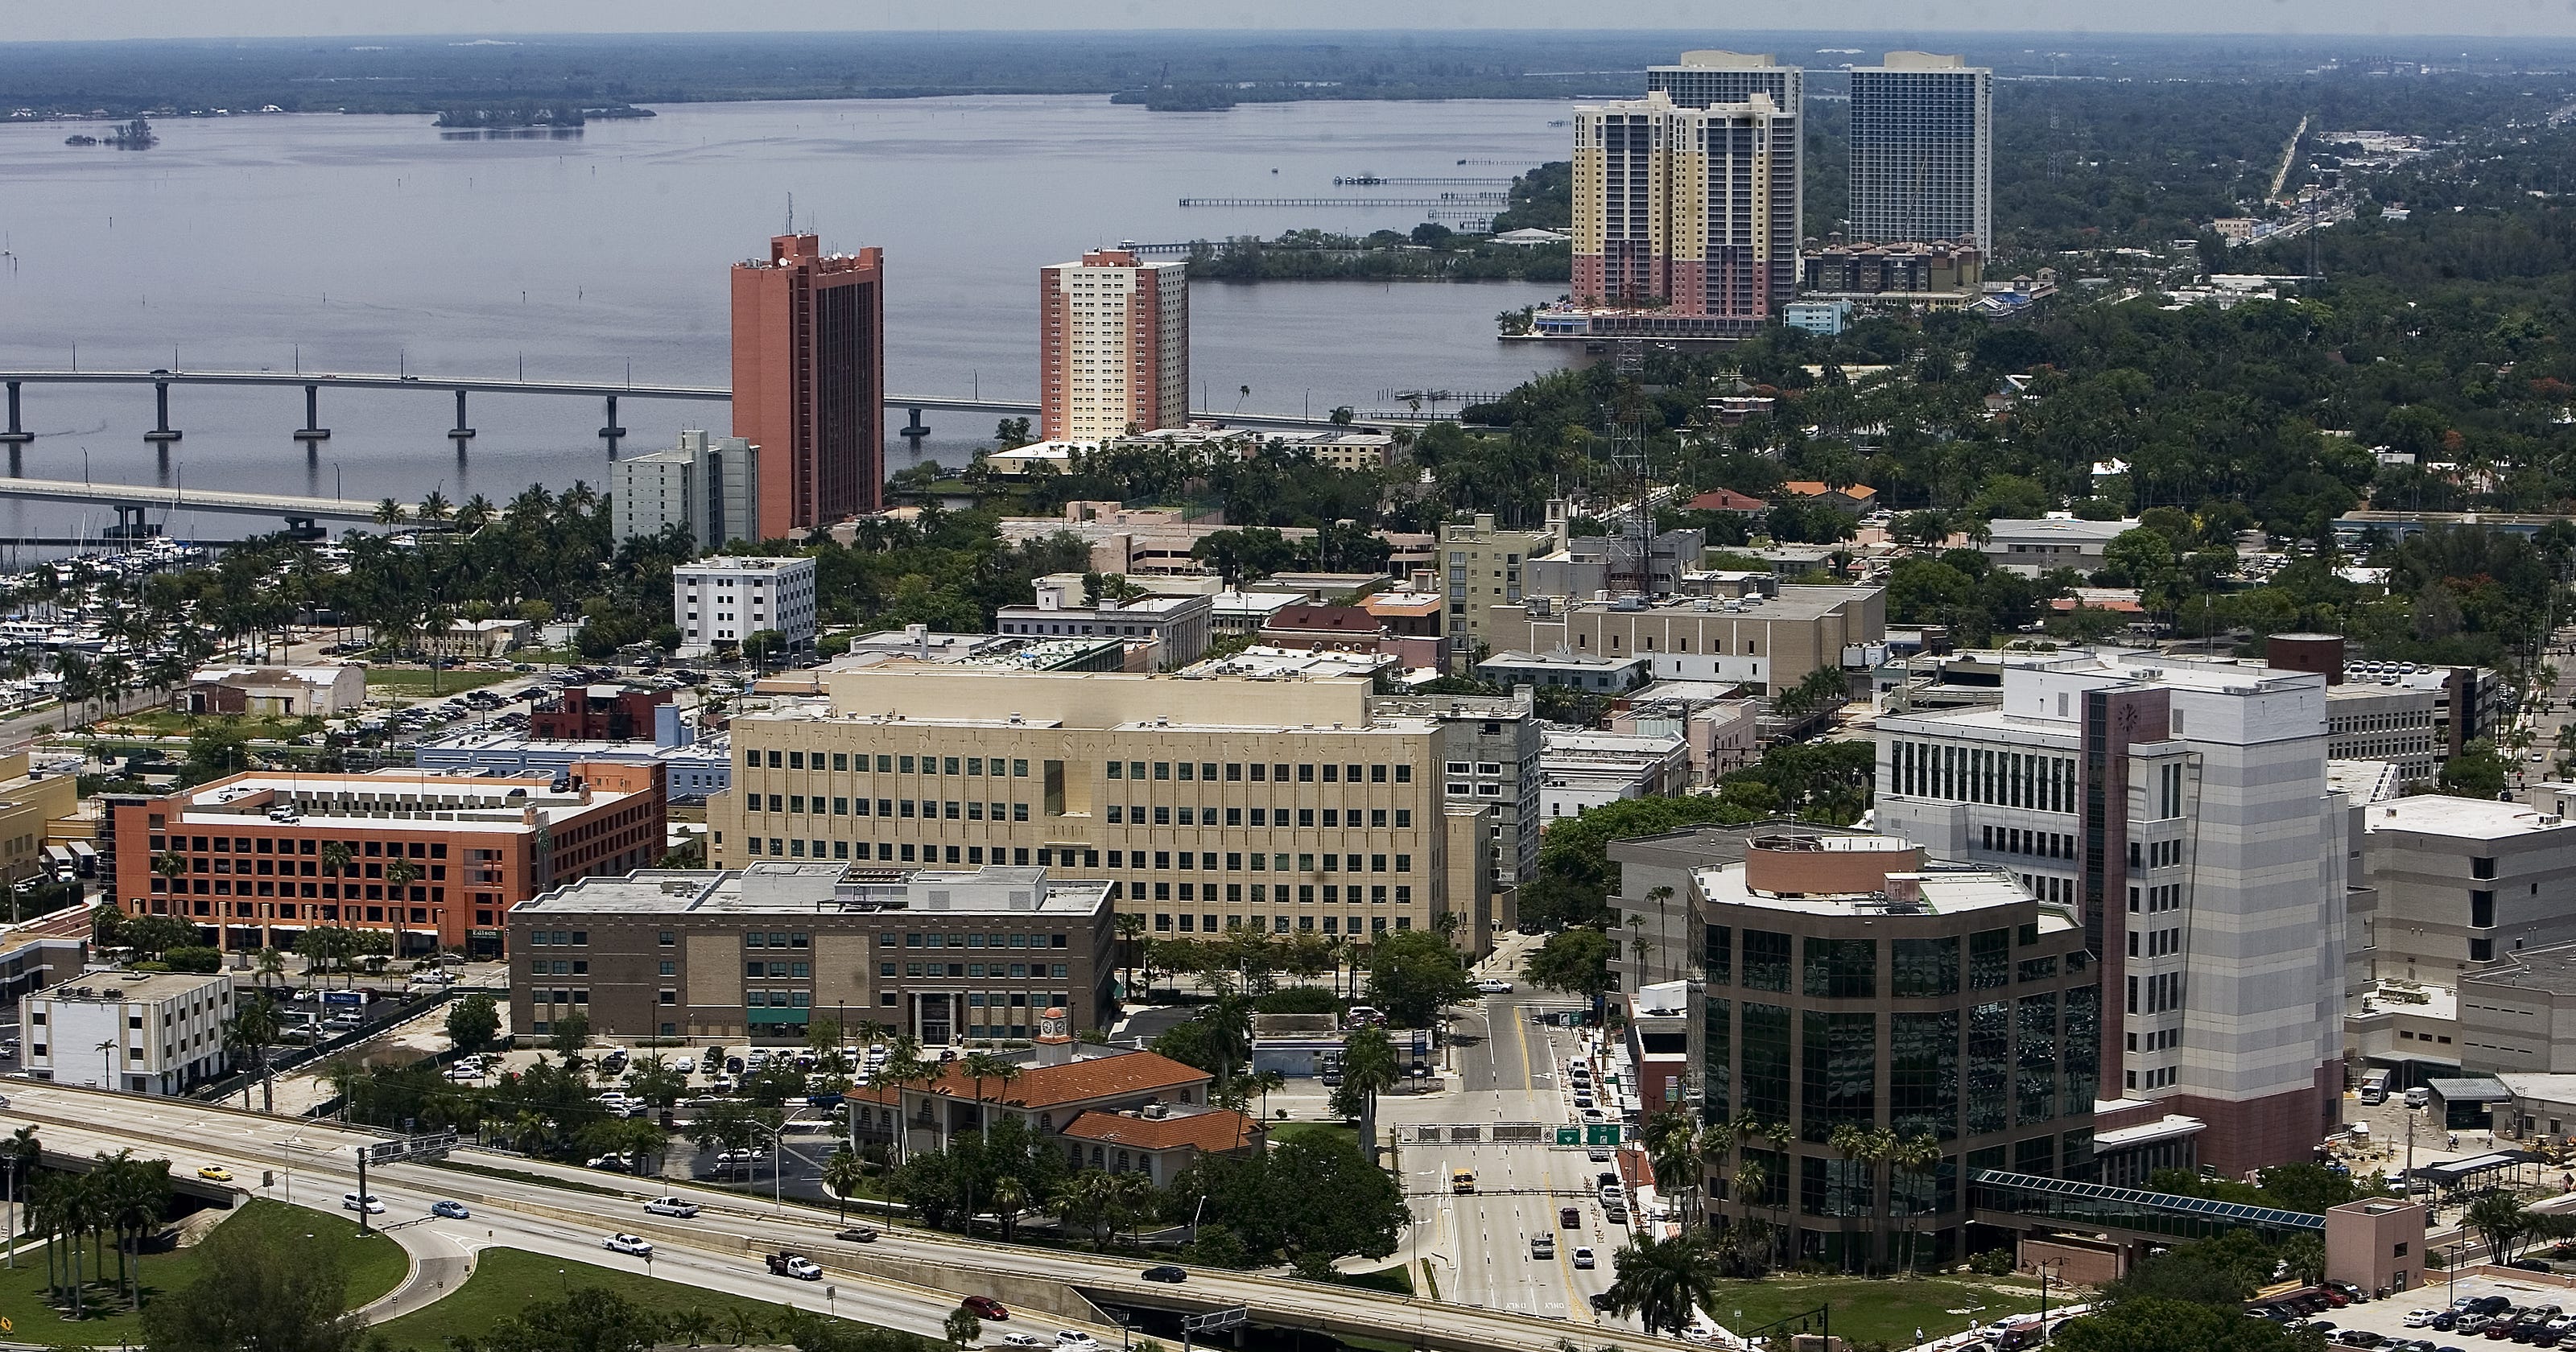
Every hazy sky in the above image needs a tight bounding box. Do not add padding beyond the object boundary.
[12,0,2576,43]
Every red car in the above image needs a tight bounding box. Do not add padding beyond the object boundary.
[963,1297,1009,1321]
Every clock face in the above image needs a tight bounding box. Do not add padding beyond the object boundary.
[2119,703,2140,734]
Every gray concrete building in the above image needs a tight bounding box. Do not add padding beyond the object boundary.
[2354,796,2576,990]
[1373,687,1542,892]
[613,430,760,550]
[506,863,1117,1045]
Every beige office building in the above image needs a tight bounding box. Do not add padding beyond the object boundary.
[1485,587,1886,697]
[1439,513,1560,668]
[708,667,1492,948]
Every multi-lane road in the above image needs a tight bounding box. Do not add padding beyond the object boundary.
[1384,941,1639,1329]
[2,1082,1690,1352]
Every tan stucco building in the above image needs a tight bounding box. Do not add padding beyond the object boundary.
[708,666,1493,950]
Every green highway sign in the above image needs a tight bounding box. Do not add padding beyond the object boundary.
[1587,1124,1623,1146]
[1554,1127,1583,1146]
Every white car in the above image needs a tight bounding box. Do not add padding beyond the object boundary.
[2404,1309,2441,1329]
[1055,1335,1100,1348]
[1002,1337,1047,1349]
[605,1233,654,1257]
[341,1192,386,1214]
[643,1197,700,1218]
[672,1057,696,1074]
[1476,979,1513,993]
[1572,1247,1596,1269]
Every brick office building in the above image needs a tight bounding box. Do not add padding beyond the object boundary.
[505,862,1117,1043]
[114,765,667,958]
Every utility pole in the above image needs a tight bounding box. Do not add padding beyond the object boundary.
[355,1146,370,1235]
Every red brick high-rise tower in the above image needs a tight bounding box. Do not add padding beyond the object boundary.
[730,234,884,533]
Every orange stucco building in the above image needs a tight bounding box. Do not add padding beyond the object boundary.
[731,233,885,534]
[114,765,666,958]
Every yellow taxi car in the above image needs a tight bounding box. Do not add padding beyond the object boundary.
[196,1165,232,1183]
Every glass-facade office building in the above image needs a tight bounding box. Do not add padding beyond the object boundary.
[1847,53,1992,253]
[1687,835,2096,1271]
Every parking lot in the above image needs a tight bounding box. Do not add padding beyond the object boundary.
[2283,1273,2576,1347]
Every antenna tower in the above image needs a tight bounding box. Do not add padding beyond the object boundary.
[1606,338,1655,597]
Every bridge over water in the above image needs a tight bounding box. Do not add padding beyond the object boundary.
[0,368,1352,455]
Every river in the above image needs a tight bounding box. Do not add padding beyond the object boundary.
[0,95,1578,546]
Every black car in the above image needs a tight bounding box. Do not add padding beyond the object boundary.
[2438,1315,2462,1332]
[1141,1266,1187,1284]
[2336,1333,2384,1349]
[2513,1259,2557,1272]
[1589,1292,1618,1313]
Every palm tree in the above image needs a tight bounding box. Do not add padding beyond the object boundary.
[720,1308,770,1347]
[1249,1069,1286,1122]
[1644,1110,1708,1229]
[990,1177,1030,1242]
[1828,1123,1896,1274]
[821,1148,869,1222]
[254,947,286,989]
[1335,1026,1402,1164]
[2469,1190,2531,1266]
[372,498,404,526]
[417,490,453,525]
[1891,1132,1940,1273]
[877,1038,934,1167]
[1113,913,1146,997]
[1728,1159,1772,1274]
[1052,1170,1119,1251]
[956,1051,1018,1235]
[1606,1231,1724,1337]
[456,494,496,533]
[226,993,285,1114]
[1105,1171,1157,1248]
[666,1308,717,1347]
[4,1123,40,1271]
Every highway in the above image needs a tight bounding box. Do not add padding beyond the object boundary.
[0,1083,1691,1352]
[0,476,387,521]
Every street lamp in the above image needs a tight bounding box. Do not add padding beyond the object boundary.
[2037,1258,2065,1342]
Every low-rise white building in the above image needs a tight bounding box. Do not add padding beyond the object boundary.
[1976,517,2139,576]
[674,555,819,656]
[995,575,1213,669]
[1539,729,1688,820]
[23,969,233,1094]
[181,664,367,718]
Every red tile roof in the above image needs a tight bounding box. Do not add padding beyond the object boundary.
[1688,488,1769,513]
[1781,481,1877,499]
[911,1050,1209,1109]
[1059,1107,1263,1153]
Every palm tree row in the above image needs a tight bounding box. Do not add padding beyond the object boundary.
[26,1149,171,1317]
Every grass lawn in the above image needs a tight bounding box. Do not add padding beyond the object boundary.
[96,711,308,740]
[1327,1264,1413,1296]
[1709,1275,2044,1346]
[0,1199,405,1346]
[363,667,515,696]
[1269,1122,1359,1153]
[371,1247,863,1351]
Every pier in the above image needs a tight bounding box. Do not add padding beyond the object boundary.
[1332,176,1512,187]
[1178,196,1504,208]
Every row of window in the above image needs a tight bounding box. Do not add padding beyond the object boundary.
[1701,926,2066,997]
[1889,741,2079,813]
[149,835,449,859]
[893,962,1072,979]
[1104,806,1415,829]
[749,796,1033,821]
[749,751,1028,775]
[1108,760,1412,785]
[1982,826,2072,860]
[1159,913,1408,934]
[1703,990,2101,1143]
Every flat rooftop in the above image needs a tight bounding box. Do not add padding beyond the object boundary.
[35,969,225,1002]
[517,864,1113,918]
[1695,859,2073,925]
[2363,794,2575,840]
[162,771,638,832]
